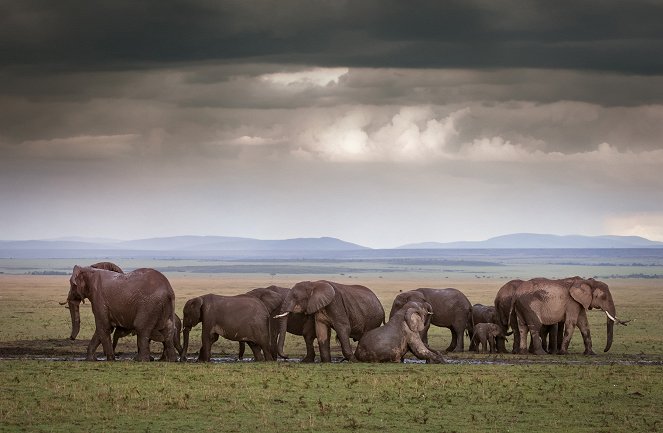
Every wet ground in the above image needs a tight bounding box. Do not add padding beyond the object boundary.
[1,339,661,365]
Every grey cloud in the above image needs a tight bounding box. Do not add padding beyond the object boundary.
[2,0,663,74]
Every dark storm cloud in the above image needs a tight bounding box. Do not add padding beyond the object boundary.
[2,0,663,74]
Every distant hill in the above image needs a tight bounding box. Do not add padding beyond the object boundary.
[398,233,663,249]
[0,235,369,256]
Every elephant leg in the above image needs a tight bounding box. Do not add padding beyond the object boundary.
[577,310,595,355]
[86,330,103,361]
[454,325,466,352]
[548,324,559,355]
[446,327,458,352]
[135,333,151,362]
[198,329,215,362]
[516,309,530,355]
[333,325,355,362]
[315,320,332,363]
[489,336,496,353]
[112,328,120,352]
[238,342,246,360]
[302,333,317,363]
[556,321,565,353]
[247,341,265,362]
[510,309,520,354]
[528,326,546,355]
[97,328,115,361]
[559,318,578,355]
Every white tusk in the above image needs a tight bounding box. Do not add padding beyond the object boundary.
[273,312,289,319]
[605,310,617,322]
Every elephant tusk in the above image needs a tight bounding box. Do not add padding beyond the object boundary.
[273,312,289,319]
[605,310,630,326]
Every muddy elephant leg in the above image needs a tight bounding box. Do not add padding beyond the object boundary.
[135,333,151,362]
[97,328,115,361]
[527,324,546,355]
[516,311,530,355]
[333,324,356,362]
[86,330,103,361]
[315,320,332,363]
[453,324,466,352]
[198,329,215,362]
[559,318,577,355]
[247,341,265,361]
[510,309,520,354]
[577,310,595,355]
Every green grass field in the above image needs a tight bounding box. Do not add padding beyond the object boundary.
[1,261,663,432]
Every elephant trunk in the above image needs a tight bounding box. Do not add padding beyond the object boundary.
[181,327,190,362]
[68,300,81,340]
[276,314,288,359]
[604,302,617,353]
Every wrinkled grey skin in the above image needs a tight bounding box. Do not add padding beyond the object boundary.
[471,323,508,353]
[181,294,274,362]
[64,265,178,361]
[513,277,620,355]
[281,281,385,362]
[241,286,317,362]
[390,288,473,352]
[355,301,445,363]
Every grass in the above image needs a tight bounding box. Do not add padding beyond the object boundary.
[1,262,663,432]
[1,361,662,432]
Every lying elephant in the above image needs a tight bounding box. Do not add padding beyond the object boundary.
[355,301,445,363]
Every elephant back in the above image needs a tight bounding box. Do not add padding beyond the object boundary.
[334,283,385,338]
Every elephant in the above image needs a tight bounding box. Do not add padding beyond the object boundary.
[112,313,183,360]
[471,322,508,353]
[494,279,524,353]
[63,265,178,361]
[277,280,385,362]
[181,294,274,362]
[390,288,473,352]
[90,261,124,273]
[355,300,445,363]
[242,286,317,362]
[512,277,627,355]
[469,304,503,351]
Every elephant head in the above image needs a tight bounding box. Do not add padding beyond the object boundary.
[569,278,624,352]
[389,290,427,319]
[181,296,204,361]
[404,303,429,334]
[280,281,336,315]
[61,265,93,340]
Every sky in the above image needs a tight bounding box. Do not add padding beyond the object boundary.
[1,0,663,248]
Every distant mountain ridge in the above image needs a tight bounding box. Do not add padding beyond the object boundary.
[398,233,663,249]
[0,235,369,252]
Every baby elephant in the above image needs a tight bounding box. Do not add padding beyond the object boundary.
[355,301,445,363]
[471,323,507,353]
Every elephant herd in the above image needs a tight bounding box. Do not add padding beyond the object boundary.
[61,263,627,363]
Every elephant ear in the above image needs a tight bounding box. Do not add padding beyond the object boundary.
[258,290,284,314]
[69,265,87,299]
[405,308,426,333]
[306,281,336,314]
[569,282,592,310]
[184,297,205,327]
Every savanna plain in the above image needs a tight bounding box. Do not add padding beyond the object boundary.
[1,254,662,432]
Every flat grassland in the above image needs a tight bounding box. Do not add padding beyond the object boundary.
[1,261,663,432]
